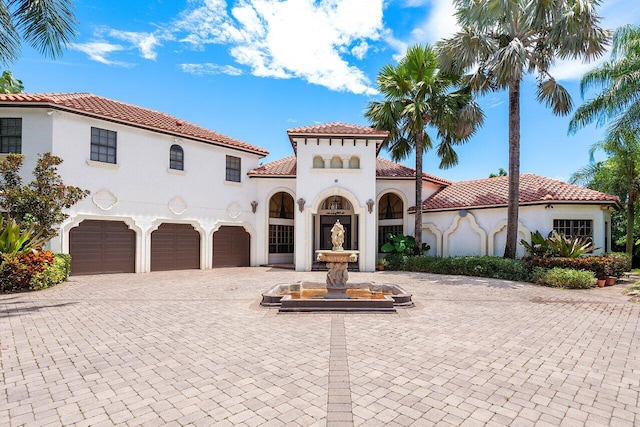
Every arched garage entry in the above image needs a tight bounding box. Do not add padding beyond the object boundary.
[213,226,250,267]
[151,223,200,271]
[69,220,136,275]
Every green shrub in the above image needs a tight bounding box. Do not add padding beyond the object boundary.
[381,233,429,255]
[390,255,531,282]
[532,267,595,289]
[521,230,594,258]
[608,252,631,277]
[0,251,69,293]
[526,256,614,279]
[30,254,71,290]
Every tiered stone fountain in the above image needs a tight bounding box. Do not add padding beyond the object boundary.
[261,220,413,312]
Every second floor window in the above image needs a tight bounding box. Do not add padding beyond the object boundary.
[0,118,22,154]
[169,144,184,170]
[226,155,241,182]
[91,127,117,164]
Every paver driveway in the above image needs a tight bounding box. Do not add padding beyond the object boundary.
[1,268,639,426]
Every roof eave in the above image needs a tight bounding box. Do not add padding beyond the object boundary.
[409,200,621,214]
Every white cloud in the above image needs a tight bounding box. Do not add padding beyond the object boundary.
[72,42,131,66]
[172,0,383,95]
[179,63,243,75]
[108,30,170,60]
[413,0,459,44]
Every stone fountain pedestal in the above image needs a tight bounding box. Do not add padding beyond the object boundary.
[315,249,359,298]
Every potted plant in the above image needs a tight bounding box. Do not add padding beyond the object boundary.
[376,258,389,271]
[596,278,606,288]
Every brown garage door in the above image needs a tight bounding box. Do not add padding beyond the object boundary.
[213,226,250,267]
[69,220,136,275]
[151,223,200,271]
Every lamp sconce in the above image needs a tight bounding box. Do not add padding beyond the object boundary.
[297,198,305,212]
[366,199,375,214]
[545,203,554,209]
[250,200,258,214]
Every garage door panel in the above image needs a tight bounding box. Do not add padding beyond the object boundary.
[70,220,136,275]
[213,226,250,268]
[151,223,200,271]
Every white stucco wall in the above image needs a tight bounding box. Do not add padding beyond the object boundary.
[293,137,379,271]
[17,109,263,272]
[422,204,611,258]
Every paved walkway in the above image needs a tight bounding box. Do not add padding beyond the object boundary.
[1,268,639,426]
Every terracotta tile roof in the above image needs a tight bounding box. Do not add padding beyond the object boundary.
[417,174,620,211]
[248,155,453,186]
[0,93,269,156]
[376,158,452,185]
[248,156,297,176]
[287,122,389,136]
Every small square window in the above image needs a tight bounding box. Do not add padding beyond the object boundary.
[226,155,241,182]
[90,127,117,164]
[0,118,22,154]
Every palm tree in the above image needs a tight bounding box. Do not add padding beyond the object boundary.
[438,0,609,258]
[569,24,640,152]
[365,44,484,253]
[0,0,76,64]
[570,128,640,254]
[0,70,23,93]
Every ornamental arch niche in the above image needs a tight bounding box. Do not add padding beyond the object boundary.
[268,191,295,264]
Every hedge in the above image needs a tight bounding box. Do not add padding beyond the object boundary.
[0,251,70,293]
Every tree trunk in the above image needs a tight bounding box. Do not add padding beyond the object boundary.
[626,191,637,255]
[414,131,423,254]
[504,78,521,259]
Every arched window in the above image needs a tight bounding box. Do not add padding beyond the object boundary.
[378,193,404,251]
[269,192,295,256]
[378,193,403,220]
[269,192,294,219]
[169,144,184,170]
[348,156,360,169]
[330,156,342,168]
[320,196,352,211]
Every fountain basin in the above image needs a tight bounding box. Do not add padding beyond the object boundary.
[261,281,413,312]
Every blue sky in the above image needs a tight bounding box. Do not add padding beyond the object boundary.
[10,0,640,182]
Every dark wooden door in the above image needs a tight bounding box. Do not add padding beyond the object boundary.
[213,226,250,267]
[151,223,200,271]
[69,220,136,275]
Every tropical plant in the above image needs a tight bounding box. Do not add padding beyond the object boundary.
[0,0,76,64]
[569,24,640,142]
[489,168,507,178]
[0,217,47,255]
[365,44,484,253]
[570,129,639,254]
[0,70,23,93]
[546,231,594,258]
[531,267,595,289]
[0,153,89,240]
[437,0,609,258]
[520,231,552,258]
[381,233,430,256]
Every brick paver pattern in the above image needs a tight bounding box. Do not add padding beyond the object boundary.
[1,268,639,426]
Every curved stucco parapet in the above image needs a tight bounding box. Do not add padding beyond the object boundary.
[422,223,443,257]
[442,211,487,257]
[487,220,531,257]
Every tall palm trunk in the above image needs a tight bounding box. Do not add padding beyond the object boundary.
[504,78,521,259]
[414,131,424,253]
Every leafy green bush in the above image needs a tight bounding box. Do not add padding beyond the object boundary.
[30,254,71,290]
[526,255,617,279]
[381,233,429,255]
[389,255,531,282]
[532,267,595,289]
[521,230,594,258]
[608,252,631,277]
[0,251,69,293]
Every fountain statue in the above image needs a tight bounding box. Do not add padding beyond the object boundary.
[316,219,359,298]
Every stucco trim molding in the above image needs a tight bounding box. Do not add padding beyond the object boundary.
[422,223,443,257]
[487,220,531,256]
[443,212,487,257]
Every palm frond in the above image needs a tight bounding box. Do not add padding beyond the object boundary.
[12,0,76,58]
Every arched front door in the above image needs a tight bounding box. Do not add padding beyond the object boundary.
[315,195,358,251]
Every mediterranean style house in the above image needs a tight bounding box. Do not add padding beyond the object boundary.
[0,93,620,275]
